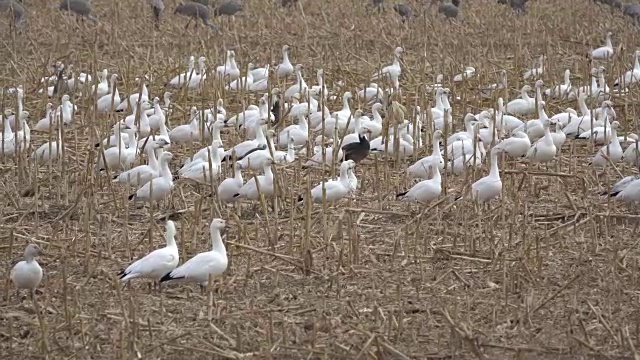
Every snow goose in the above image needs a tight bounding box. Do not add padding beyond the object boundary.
[494,130,531,158]
[310,69,327,97]
[505,84,535,116]
[446,137,486,175]
[274,136,296,164]
[242,97,276,138]
[614,50,640,89]
[216,50,240,81]
[233,158,275,200]
[226,63,255,91]
[303,134,343,168]
[222,118,269,162]
[569,68,600,101]
[447,114,479,143]
[168,56,196,88]
[159,218,228,293]
[278,110,308,148]
[13,111,30,153]
[545,69,572,99]
[92,69,110,98]
[185,121,226,166]
[96,74,121,113]
[453,66,476,82]
[284,64,308,101]
[275,45,294,78]
[371,46,403,90]
[563,99,610,136]
[364,103,384,138]
[526,112,557,164]
[341,110,366,147]
[129,152,174,203]
[425,74,444,93]
[31,127,64,165]
[34,103,56,132]
[577,122,615,145]
[431,87,450,120]
[56,94,74,126]
[116,77,149,112]
[591,121,623,167]
[7,86,27,131]
[407,130,444,179]
[95,122,137,172]
[397,164,442,203]
[495,99,524,133]
[371,130,414,158]
[551,122,567,150]
[218,162,244,203]
[179,142,221,183]
[287,88,319,120]
[0,115,17,157]
[118,220,179,287]
[124,99,152,138]
[303,160,355,204]
[10,244,43,295]
[169,107,203,145]
[591,31,614,60]
[147,96,170,135]
[550,108,578,128]
[470,147,504,203]
[186,56,207,90]
[481,70,507,97]
[249,66,269,92]
[250,63,269,82]
[331,91,354,121]
[342,125,372,164]
[613,177,640,204]
[603,174,640,197]
[358,83,382,103]
[595,66,610,103]
[523,55,544,80]
[623,141,640,166]
[115,138,169,187]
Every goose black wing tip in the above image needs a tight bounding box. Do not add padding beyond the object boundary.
[159,272,184,283]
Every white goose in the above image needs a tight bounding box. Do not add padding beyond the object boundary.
[159,218,228,292]
[226,63,255,91]
[233,158,275,200]
[591,121,623,168]
[591,31,614,60]
[544,69,572,99]
[303,134,343,168]
[470,147,503,203]
[275,45,294,78]
[397,164,442,203]
[115,138,169,187]
[304,160,355,204]
[358,83,382,103]
[526,108,557,164]
[129,152,174,204]
[96,123,138,171]
[92,69,110,98]
[614,50,640,89]
[34,103,56,132]
[169,107,204,145]
[179,142,221,183]
[116,77,149,112]
[523,55,544,79]
[284,64,308,101]
[167,56,196,88]
[505,85,535,116]
[218,162,244,203]
[10,244,43,295]
[407,130,444,179]
[96,74,122,113]
[118,220,179,286]
[216,51,240,81]
[371,46,403,90]
[494,131,531,158]
[453,66,476,82]
[31,127,64,165]
[278,110,309,148]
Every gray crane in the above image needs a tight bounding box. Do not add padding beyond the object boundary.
[149,0,164,29]
[438,0,459,18]
[174,2,219,31]
[213,0,243,16]
[59,0,98,22]
[0,0,25,31]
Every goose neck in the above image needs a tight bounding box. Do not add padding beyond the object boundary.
[339,165,350,184]
[210,227,226,255]
[161,157,172,180]
[147,145,160,169]
[489,151,500,178]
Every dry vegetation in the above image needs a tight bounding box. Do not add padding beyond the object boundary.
[2,0,640,358]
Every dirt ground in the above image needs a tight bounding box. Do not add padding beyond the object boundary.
[1,0,640,359]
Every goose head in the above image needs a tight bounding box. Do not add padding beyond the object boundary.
[394,46,404,58]
[153,138,170,149]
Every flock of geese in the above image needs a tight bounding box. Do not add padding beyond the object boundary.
[6,30,640,298]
